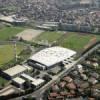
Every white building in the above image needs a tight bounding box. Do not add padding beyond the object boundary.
[3,65,28,79]
[21,73,36,82]
[0,15,28,23]
[80,0,92,4]
[31,79,45,88]
[21,73,45,88]
[28,46,76,70]
[12,77,25,89]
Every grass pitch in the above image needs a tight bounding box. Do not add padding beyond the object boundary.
[0,44,24,67]
[0,27,24,40]
[61,32,100,51]
[35,31,100,51]
[35,31,63,42]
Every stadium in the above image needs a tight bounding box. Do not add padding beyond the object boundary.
[27,46,77,70]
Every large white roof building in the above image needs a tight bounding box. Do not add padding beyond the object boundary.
[29,46,76,70]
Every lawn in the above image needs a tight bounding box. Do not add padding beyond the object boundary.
[61,33,100,51]
[0,44,25,67]
[0,77,8,87]
[35,31,100,51]
[0,27,24,40]
[35,31,63,42]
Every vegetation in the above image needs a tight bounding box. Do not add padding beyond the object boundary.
[35,31,63,42]
[35,31,100,51]
[0,44,25,67]
[61,32,100,51]
[0,27,24,40]
[0,77,8,87]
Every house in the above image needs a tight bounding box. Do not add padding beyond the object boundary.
[49,92,59,97]
[70,90,76,95]
[60,91,68,96]
[88,77,98,85]
[90,72,99,79]
[92,89,100,98]
[92,62,99,68]
[48,97,55,100]
[74,79,83,87]
[59,81,66,88]
[77,64,84,74]
[63,76,73,83]
[51,84,60,92]
[88,97,95,100]
[66,82,76,90]
[56,96,64,100]
[80,74,88,80]
[66,93,75,98]
[80,82,89,89]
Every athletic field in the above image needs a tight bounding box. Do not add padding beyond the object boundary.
[35,31,100,51]
[0,44,24,67]
[0,27,24,40]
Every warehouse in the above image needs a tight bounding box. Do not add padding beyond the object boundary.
[31,79,45,89]
[21,73,36,82]
[12,77,26,89]
[3,65,28,79]
[21,73,45,88]
[28,46,76,70]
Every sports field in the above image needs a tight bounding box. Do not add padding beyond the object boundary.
[16,29,44,41]
[0,27,24,40]
[35,31,63,42]
[61,32,100,51]
[35,31,100,51]
[0,44,25,67]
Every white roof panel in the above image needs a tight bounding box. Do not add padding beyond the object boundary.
[12,77,25,84]
[21,73,36,82]
[30,46,76,67]
[4,65,27,77]
[31,79,45,86]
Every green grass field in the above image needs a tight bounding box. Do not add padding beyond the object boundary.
[0,44,25,67]
[35,31,100,51]
[0,77,8,87]
[61,32,100,51]
[35,31,63,42]
[0,27,24,40]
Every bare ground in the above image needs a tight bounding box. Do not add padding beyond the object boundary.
[16,29,44,41]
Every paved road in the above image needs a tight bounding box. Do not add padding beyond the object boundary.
[9,44,100,100]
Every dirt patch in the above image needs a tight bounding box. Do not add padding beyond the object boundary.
[16,29,44,41]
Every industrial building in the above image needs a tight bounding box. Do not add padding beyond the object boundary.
[0,15,28,25]
[12,77,26,89]
[3,65,28,79]
[21,73,45,88]
[31,79,45,89]
[28,46,76,70]
[21,73,36,82]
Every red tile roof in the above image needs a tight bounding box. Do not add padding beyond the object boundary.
[49,92,59,97]
[59,81,66,88]
[66,82,76,90]
[63,76,73,82]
